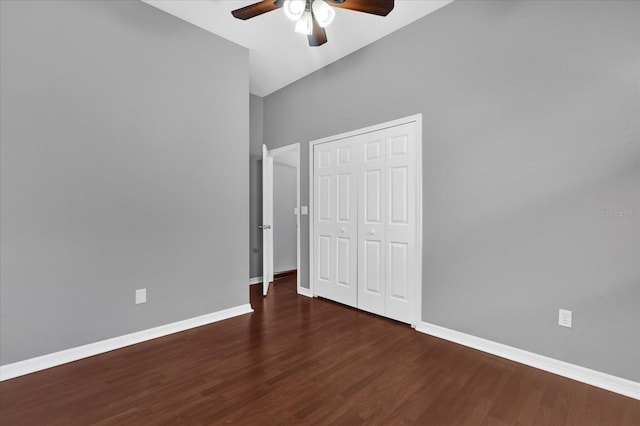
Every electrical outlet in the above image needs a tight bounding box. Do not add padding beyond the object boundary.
[558,309,572,328]
[135,288,147,304]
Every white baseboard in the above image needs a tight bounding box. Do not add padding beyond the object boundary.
[250,271,298,286]
[0,304,254,382]
[253,274,310,297]
[298,287,313,298]
[415,321,639,400]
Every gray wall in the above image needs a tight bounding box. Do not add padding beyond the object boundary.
[263,0,640,381]
[0,0,249,364]
[249,95,264,278]
[273,162,297,273]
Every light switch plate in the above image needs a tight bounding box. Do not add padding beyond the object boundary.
[301,206,308,215]
[136,288,147,304]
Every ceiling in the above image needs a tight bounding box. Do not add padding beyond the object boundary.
[142,0,454,96]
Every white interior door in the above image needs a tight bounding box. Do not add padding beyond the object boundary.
[262,144,274,296]
[313,139,358,307]
[357,130,387,316]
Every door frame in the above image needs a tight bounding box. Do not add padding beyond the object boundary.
[309,114,423,326]
[269,143,302,294]
[262,144,274,296]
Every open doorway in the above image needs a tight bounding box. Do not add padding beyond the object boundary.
[262,143,301,295]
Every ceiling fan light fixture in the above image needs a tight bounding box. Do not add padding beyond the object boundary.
[312,0,335,28]
[294,10,313,35]
[283,0,306,21]
[230,0,395,47]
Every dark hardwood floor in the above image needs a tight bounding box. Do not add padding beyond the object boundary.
[1,274,638,425]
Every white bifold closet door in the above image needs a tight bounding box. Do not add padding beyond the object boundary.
[313,122,418,325]
[313,137,359,307]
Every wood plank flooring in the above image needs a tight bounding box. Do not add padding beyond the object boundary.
[1,274,638,425]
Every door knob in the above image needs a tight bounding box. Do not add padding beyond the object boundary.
[340,227,346,234]
[368,229,376,236]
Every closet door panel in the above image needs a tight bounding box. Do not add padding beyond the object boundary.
[318,235,331,282]
[358,131,387,316]
[388,242,409,301]
[385,123,417,324]
[318,175,332,222]
[389,166,409,225]
[336,237,352,286]
[363,240,382,294]
[314,144,335,296]
[365,171,381,223]
[313,140,358,307]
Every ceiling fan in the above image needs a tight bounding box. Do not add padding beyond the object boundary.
[231,0,395,47]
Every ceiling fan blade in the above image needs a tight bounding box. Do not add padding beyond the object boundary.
[308,15,328,47]
[327,0,394,17]
[231,0,282,20]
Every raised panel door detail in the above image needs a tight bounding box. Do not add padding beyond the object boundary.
[318,175,332,222]
[318,235,331,282]
[319,150,332,168]
[389,166,408,224]
[337,237,351,287]
[364,240,382,294]
[389,135,408,158]
[365,141,381,162]
[337,147,351,166]
[337,173,351,222]
[364,170,382,224]
[389,242,408,300]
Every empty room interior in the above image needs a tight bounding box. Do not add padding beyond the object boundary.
[0,0,638,424]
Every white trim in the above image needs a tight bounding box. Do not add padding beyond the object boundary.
[309,114,423,324]
[414,115,423,327]
[269,143,302,295]
[308,140,314,296]
[0,304,254,382]
[297,287,313,298]
[251,269,298,286]
[309,114,424,146]
[252,275,312,299]
[416,321,640,400]
[296,145,302,293]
